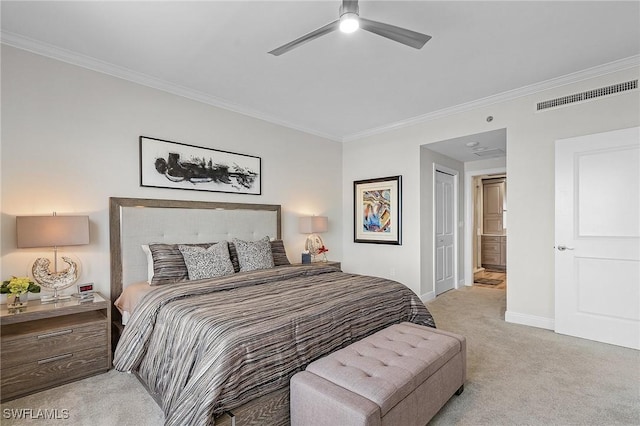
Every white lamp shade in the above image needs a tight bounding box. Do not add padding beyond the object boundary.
[299,216,328,234]
[17,215,90,248]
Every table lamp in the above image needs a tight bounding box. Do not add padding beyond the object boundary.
[299,216,328,261]
[16,213,90,302]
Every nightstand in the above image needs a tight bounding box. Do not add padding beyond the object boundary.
[0,292,111,402]
[296,261,341,270]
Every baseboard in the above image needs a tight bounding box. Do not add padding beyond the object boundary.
[421,291,436,302]
[505,310,555,330]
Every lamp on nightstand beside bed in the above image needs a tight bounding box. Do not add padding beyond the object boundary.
[16,213,90,303]
[299,215,328,262]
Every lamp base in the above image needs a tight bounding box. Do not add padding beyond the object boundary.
[31,254,80,304]
[40,294,72,303]
[305,234,325,257]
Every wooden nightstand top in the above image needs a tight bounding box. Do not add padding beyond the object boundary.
[293,261,341,269]
[0,292,108,326]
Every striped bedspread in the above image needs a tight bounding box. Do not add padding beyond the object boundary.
[113,265,435,425]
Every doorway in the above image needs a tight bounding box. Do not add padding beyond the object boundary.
[464,165,506,289]
[421,128,506,299]
[472,174,507,289]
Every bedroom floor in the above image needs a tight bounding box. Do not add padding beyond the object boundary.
[473,268,506,289]
[1,286,637,425]
[427,287,639,426]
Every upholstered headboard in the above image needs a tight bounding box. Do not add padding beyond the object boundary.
[109,197,281,326]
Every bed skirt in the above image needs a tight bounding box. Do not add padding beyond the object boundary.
[135,370,289,426]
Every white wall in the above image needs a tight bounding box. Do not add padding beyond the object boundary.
[1,46,343,298]
[342,137,421,293]
[343,66,640,327]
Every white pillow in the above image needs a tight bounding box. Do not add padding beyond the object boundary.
[141,244,154,283]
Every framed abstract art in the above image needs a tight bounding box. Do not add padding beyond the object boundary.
[140,136,261,195]
[353,175,402,245]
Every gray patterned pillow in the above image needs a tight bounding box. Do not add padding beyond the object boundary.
[149,242,213,285]
[232,236,275,272]
[178,242,235,280]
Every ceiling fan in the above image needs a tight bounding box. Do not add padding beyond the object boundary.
[268,0,431,56]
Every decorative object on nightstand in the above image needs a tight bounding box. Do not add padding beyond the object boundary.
[299,216,328,262]
[317,244,329,262]
[16,214,90,303]
[1,277,40,313]
[72,282,95,302]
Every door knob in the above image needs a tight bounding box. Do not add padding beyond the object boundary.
[557,245,574,251]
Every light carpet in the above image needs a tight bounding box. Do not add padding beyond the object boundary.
[1,286,638,425]
[428,287,639,425]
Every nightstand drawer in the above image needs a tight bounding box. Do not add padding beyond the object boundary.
[1,312,107,368]
[0,346,108,401]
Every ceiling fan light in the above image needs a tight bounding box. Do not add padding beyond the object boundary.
[340,12,359,33]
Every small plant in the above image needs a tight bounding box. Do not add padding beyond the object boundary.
[1,276,41,295]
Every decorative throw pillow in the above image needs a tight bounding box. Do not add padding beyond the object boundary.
[178,242,235,280]
[270,240,290,266]
[226,240,287,271]
[227,242,241,273]
[232,236,275,272]
[148,242,212,285]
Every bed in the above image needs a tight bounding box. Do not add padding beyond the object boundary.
[109,197,435,426]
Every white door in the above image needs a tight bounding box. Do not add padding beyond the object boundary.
[435,170,456,295]
[555,127,640,349]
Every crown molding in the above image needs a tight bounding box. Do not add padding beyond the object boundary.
[0,31,342,142]
[2,30,637,144]
[342,55,640,142]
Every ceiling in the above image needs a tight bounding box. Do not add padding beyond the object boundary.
[426,128,506,162]
[2,1,639,145]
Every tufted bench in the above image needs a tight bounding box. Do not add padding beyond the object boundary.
[290,322,466,426]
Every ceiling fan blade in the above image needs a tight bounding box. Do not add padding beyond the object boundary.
[359,17,431,49]
[268,20,340,56]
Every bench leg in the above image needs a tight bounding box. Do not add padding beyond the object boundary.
[455,385,464,396]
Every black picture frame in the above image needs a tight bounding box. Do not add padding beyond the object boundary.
[353,175,402,245]
[139,136,261,195]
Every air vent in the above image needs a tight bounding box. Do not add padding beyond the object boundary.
[474,149,505,157]
[536,79,637,111]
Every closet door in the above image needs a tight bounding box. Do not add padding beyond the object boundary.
[435,171,456,295]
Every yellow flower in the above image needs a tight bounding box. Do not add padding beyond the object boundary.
[7,277,31,294]
[1,276,40,295]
